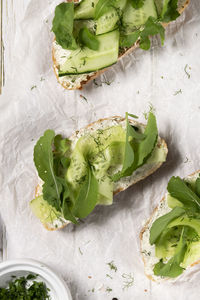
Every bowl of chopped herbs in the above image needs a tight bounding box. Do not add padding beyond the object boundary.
[0,259,72,300]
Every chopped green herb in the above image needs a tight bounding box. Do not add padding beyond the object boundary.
[40,77,45,81]
[184,64,191,79]
[106,274,113,279]
[106,287,112,293]
[0,274,50,299]
[107,261,117,272]
[122,273,134,290]
[79,247,83,255]
[80,94,88,102]
[31,85,37,90]
[174,89,182,96]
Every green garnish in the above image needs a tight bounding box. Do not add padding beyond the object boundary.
[184,64,191,79]
[174,89,182,95]
[32,112,164,224]
[107,261,118,272]
[79,27,99,50]
[150,174,200,278]
[52,3,77,50]
[122,273,134,290]
[0,274,50,299]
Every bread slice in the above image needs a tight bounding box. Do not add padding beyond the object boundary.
[52,0,190,90]
[140,170,200,282]
[33,116,168,231]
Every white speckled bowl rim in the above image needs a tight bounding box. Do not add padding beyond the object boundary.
[0,258,72,300]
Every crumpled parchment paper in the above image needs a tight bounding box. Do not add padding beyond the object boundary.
[0,0,200,299]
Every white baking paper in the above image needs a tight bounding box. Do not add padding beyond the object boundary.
[0,0,200,299]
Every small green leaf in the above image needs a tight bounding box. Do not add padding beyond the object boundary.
[120,30,140,48]
[79,27,99,50]
[73,166,98,219]
[52,3,77,50]
[167,176,200,211]
[161,0,180,22]
[132,112,158,170]
[140,17,165,50]
[150,206,185,245]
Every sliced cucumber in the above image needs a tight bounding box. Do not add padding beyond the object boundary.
[74,0,99,19]
[30,196,61,224]
[96,0,127,35]
[96,8,119,35]
[59,30,119,75]
[122,0,157,31]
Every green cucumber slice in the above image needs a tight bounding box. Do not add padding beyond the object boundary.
[74,0,99,19]
[30,196,61,224]
[96,0,127,35]
[122,0,157,31]
[154,0,170,17]
[59,29,119,75]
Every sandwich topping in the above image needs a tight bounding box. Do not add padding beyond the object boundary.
[147,173,200,279]
[31,113,166,226]
[52,0,184,86]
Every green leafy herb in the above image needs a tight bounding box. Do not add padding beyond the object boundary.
[167,176,200,211]
[34,130,77,223]
[31,85,37,90]
[120,31,140,48]
[120,17,165,50]
[73,166,98,219]
[160,0,180,23]
[0,274,50,299]
[139,17,165,50]
[52,3,77,50]
[153,228,187,278]
[150,206,185,245]
[95,0,116,19]
[130,0,145,9]
[79,27,99,50]
[132,112,158,170]
[106,287,113,293]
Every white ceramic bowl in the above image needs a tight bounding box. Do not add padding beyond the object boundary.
[0,258,72,300]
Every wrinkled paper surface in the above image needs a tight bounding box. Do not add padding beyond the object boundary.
[0,0,200,299]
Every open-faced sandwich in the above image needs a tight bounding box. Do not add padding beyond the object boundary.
[30,113,167,230]
[52,0,190,90]
[141,170,200,282]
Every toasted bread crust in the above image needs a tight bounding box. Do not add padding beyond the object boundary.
[52,0,190,90]
[140,169,200,282]
[34,116,167,231]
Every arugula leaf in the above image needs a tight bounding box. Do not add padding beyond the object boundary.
[153,228,187,278]
[130,0,145,9]
[112,113,145,181]
[132,112,158,170]
[34,130,61,211]
[140,17,165,50]
[195,175,200,198]
[73,166,98,219]
[150,206,185,245]
[54,134,71,176]
[34,130,77,223]
[52,3,77,50]
[95,0,117,19]
[167,176,200,211]
[161,0,180,23]
[79,27,99,50]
